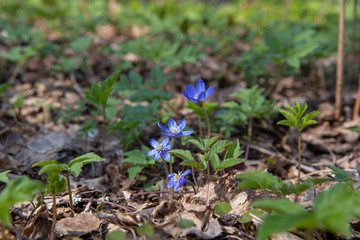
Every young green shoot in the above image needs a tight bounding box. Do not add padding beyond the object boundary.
[277,101,319,183]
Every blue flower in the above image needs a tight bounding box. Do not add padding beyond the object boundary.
[182,79,214,105]
[167,169,191,192]
[146,137,171,160]
[158,119,193,137]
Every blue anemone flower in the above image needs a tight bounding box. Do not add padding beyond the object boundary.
[167,169,191,192]
[146,137,171,160]
[158,119,193,137]
[182,79,214,105]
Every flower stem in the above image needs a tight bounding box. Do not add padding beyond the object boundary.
[170,138,175,198]
[206,166,211,206]
[297,131,302,184]
[160,158,169,177]
[99,104,106,176]
[201,106,211,139]
[50,193,57,240]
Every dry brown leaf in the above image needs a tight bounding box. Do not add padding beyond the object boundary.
[23,204,51,239]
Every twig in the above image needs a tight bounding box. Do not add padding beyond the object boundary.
[352,75,360,120]
[335,0,345,120]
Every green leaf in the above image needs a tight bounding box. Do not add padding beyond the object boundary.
[277,109,297,128]
[168,149,194,161]
[68,153,105,177]
[215,202,232,216]
[0,176,44,226]
[202,136,219,152]
[181,159,205,170]
[188,139,205,152]
[186,101,218,117]
[137,222,154,236]
[224,139,243,159]
[123,150,147,165]
[38,163,67,175]
[208,140,232,155]
[32,160,61,168]
[0,170,11,183]
[128,166,143,180]
[107,230,126,240]
[276,119,294,128]
[326,165,355,183]
[217,158,245,171]
[346,125,360,133]
[252,198,306,215]
[48,171,66,194]
[0,83,11,97]
[291,178,330,196]
[210,153,220,171]
[177,219,195,229]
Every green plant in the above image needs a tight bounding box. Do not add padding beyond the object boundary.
[0,170,11,183]
[217,85,277,159]
[277,102,319,183]
[0,176,44,239]
[85,70,120,174]
[237,170,329,197]
[252,183,360,239]
[32,152,105,210]
[0,83,11,98]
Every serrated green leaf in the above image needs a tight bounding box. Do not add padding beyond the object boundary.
[188,139,205,152]
[68,153,105,177]
[32,160,61,168]
[181,159,205,170]
[177,219,195,229]
[276,119,294,128]
[48,171,66,194]
[278,109,297,127]
[168,149,194,161]
[215,202,232,216]
[128,166,143,180]
[0,170,11,183]
[137,222,154,236]
[208,140,232,156]
[224,139,243,159]
[291,178,330,196]
[326,165,355,182]
[199,156,208,169]
[38,163,67,175]
[202,136,219,152]
[210,153,220,171]
[122,150,147,165]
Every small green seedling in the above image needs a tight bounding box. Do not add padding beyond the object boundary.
[0,83,11,98]
[85,70,120,174]
[252,183,360,239]
[0,176,44,239]
[32,152,105,210]
[277,102,319,183]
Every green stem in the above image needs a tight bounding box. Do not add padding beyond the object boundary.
[196,171,204,193]
[201,106,211,139]
[100,105,106,176]
[244,117,253,160]
[161,158,169,177]
[187,181,197,195]
[206,165,211,206]
[65,172,74,210]
[297,131,302,184]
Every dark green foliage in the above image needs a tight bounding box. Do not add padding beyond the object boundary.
[177,219,195,229]
[0,177,44,226]
[327,165,356,183]
[253,184,360,239]
[0,83,11,98]
[215,202,232,216]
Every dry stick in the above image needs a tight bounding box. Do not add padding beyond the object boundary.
[352,0,358,58]
[8,61,24,83]
[335,0,345,120]
[353,75,360,120]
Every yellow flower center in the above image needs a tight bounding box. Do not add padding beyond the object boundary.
[157,146,162,151]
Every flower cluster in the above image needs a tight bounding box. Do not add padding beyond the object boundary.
[147,79,213,192]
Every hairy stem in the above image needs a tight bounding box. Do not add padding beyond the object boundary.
[201,106,211,139]
[170,138,174,198]
[244,117,253,161]
[206,166,211,206]
[65,172,74,210]
[100,105,106,176]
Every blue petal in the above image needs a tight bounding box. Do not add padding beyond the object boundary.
[153,152,160,160]
[182,169,191,176]
[161,132,175,137]
[149,138,159,148]
[206,86,214,100]
[174,181,180,192]
[168,119,177,131]
[179,177,187,186]
[181,131,193,136]
[167,180,176,188]
[178,119,186,131]
[161,137,170,146]
[168,173,175,178]
[163,143,172,151]
[186,85,196,98]
[197,92,206,102]
[158,122,169,132]
[161,151,170,161]
[196,79,205,93]
[182,90,198,103]
[146,149,157,156]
